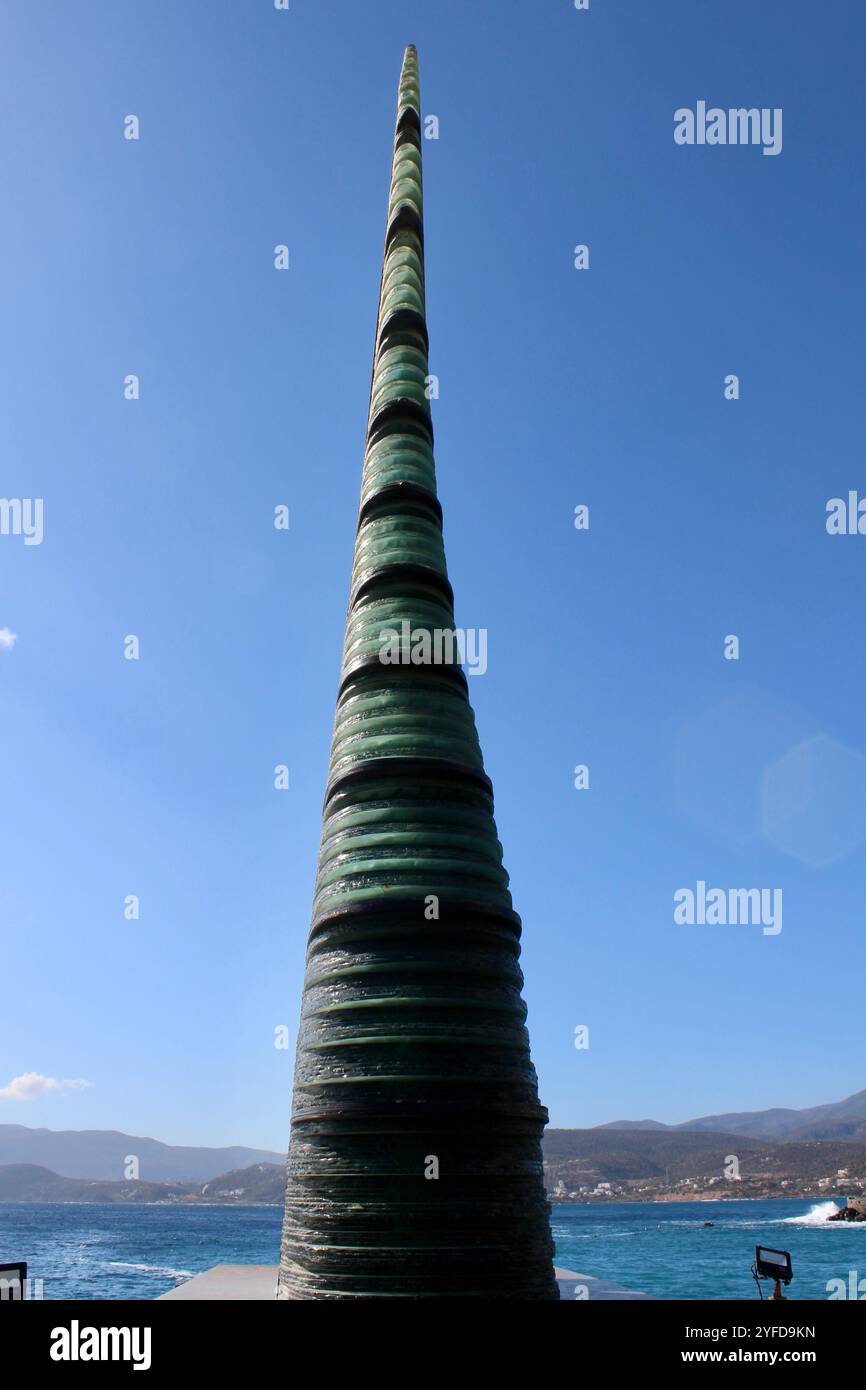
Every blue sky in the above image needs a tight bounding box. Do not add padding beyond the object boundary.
[1,0,864,1153]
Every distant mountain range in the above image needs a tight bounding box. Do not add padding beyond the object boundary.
[3,1131,865,1205]
[545,1129,866,1183]
[2,1090,862,1189]
[597,1089,866,1143]
[0,1162,284,1205]
[0,1125,282,1182]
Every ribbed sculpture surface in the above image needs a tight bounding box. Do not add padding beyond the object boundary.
[278,46,558,1300]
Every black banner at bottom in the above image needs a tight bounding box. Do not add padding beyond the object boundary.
[4,1295,859,1375]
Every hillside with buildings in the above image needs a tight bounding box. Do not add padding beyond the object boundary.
[2,1130,864,1208]
[543,1128,866,1202]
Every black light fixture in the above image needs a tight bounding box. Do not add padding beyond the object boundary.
[0,1263,27,1301]
[753,1245,793,1299]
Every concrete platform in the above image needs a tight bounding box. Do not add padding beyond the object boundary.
[159,1265,278,1300]
[555,1267,654,1300]
[158,1265,652,1300]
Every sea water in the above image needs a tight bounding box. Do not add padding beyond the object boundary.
[0,1198,862,1301]
[552,1198,864,1300]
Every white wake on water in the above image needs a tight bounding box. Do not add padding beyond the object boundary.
[782,1201,844,1226]
[108,1261,193,1281]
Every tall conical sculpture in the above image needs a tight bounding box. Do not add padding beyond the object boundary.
[278,46,558,1300]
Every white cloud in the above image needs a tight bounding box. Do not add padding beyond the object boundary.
[0,628,17,650]
[0,1072,93,1102]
